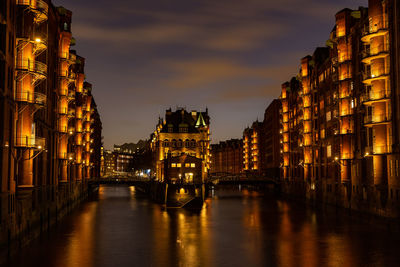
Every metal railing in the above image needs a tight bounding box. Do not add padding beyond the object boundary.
[364,113,391,124]
[362,71,389,81]
[373,145,390,154]
[15,136,45,149]
[59,52,69,60]
[16,58,47,77]
[16,0,48,14]
[59,107,67,114]
[362,43,390,59]
[58,124,67,133]
[15,91,46,106]
[362,89,391,102]
[68,109,75,118]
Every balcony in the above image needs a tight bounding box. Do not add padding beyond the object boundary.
[373,144,390,155]
[361,15,389,43]
[362,90,391,105]
[15,136,45,149]
[362,71,390,85]
[68,109,75,118]
[15,91,46,106]
[59,152,75,160]
[16,59,47,81]
[340,128,354,135]
[59,107,68,115]
[16,0,48,24]
[361,44,389,64]
[340,152,353,160]
[68,90,75,100]
[339,73,352,81]
[338,55,351,64]
[339,110,353,117]
[364,114,391,126]
[58,124,67,133]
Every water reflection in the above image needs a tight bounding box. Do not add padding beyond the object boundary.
[4,185,400,267]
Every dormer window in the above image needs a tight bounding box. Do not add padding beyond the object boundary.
[168,126,173,133]
[179,127,188,133]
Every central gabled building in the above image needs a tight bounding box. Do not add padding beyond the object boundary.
[150,108,210,182]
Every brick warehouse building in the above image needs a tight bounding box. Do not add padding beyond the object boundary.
[280,0,400,217]
[0,0,102,249]
[210,139,243,176]
[242,99,281,178]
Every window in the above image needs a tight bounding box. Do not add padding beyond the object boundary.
[177,163,182,168]
[185,163,190,167]
[326,111,331,121]
[168,127,173,133]
[171,163,176,168]
[191,163,195,168]
[327,145,332,158]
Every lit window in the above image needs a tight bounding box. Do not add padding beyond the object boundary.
[185,163,190,167]
[171,163,176,168]
[326,111,331,121]
[177,163,182,168]
[191,163,195,168]
[327,145,332,158]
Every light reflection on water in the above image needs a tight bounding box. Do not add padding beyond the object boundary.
[4,185,400,267]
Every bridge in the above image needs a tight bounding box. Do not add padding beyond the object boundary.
[90,176,280,192]
[207,175,280,186]
[91,177,151,185]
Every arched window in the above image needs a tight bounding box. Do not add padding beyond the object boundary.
[163,139,169,147]
[177,139,183,147]
[191,139,196,147]
[172,139,177,148]
[185,139,190,147]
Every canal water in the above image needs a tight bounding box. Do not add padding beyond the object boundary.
[4,185,400,267]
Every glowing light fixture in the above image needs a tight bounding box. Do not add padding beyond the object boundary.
[35,38,41,43]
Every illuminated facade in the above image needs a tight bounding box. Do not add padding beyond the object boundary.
[0,0,102,247]
[150,108,210,182]
[243,121,263,173]
[280,0,400,216]
[210,139,243,175]
[242,99,281,177]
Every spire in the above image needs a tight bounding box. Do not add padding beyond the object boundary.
[195,112,206,128]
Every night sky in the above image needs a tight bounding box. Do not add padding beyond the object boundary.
[54,0,366,149]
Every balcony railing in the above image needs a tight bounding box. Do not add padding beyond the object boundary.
[58,124,67,133]
[16,59,47,77]
[15,136,45,149]
[338,55,351,63]
[362,71,390,84]
[341,153,353,160]
[362,43,390,60]
[68,91,75,100]
[16,0,49,16]
[15,91,46,106]
[362,90,391,103]
[59,107,68,115]
[373,144,390,154]
[68,109,75,118]
[364,114,391,125]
